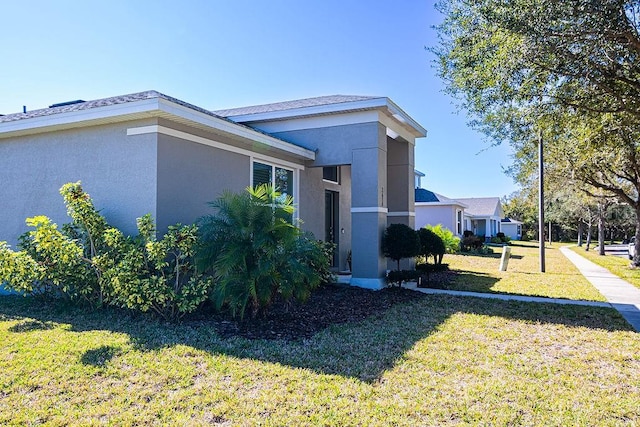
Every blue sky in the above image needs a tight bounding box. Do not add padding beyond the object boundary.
[0,0,518,199]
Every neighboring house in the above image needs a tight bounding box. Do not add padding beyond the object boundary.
[0,91,426,290]
[414,169,425,189]
[457,197,504,238]
[414,188,467,237]
[501,218,523,241]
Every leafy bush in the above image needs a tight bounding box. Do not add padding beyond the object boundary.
[418,228,446,264]
[426,224,461,254]
[197,184,329,319]
[17,215,99,303]
[382,224,420,271]
[1,182,211,320]
[490,236,503,244]
[415,263,450,273]
[495,232,511,243]
[461,235,485,251]
[386,269,421,287]
[0,241,43,295]
[96,215,211,321]
[463,230,474,238]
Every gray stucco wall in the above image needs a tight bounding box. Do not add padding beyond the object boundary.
[275,121,389,286]
[387,137,414,214]
[0,120,158,247]
[156,133,250,233]
[273,122,384,167]
[298,165,352,271]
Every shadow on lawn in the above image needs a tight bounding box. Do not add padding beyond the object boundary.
[0,290,633,383]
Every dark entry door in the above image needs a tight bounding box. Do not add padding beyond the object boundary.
[324,190,339,267]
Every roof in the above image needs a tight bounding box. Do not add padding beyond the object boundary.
[214,94,427,139]
[457,197,503,217]
[0,90,220,124]
[213,95,379,117]
[0,90,316,161]
[415,188,466,206]
[501,217,523,224]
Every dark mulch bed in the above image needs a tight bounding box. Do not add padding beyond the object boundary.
[189,284,426,341]
[416,269,458,290]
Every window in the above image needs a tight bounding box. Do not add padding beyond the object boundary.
[253,161,294,199]
[253,162,272,187]
[323,166,339,184]
[456,209,463,235]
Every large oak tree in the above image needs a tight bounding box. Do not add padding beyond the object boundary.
[433,0,640,263]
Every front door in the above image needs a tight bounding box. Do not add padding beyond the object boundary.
[324,190,339,268]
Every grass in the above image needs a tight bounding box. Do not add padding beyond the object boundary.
[441,241,606,301]
[569,245,640,290]
[1,294,639,425]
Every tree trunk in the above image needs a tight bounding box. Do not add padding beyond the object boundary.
[585,222,592,251]
[577,222,583,246]
[598,211,605,256]
[634,208,640,267]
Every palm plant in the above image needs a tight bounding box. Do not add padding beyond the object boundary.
[197,184,327,318]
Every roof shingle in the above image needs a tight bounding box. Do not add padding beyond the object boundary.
[456,197,502,217]
[0,90,223,124]
[213,95,380,117]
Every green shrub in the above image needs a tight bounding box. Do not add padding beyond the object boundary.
[425,224,461,254]
[3,182,211,320]
[17,215,99,302]
[60,182,109,260]
[197,184,329,319]
[386,269,421,287]
[461,235,484,251]
[415,263,450,273]
[418,228,446,264]
[0,241,43,295]
[97,215,211,321]
[382,224,420,271]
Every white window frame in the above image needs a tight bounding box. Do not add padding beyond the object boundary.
[456,209,463,236]
[322,166,340,184]
[250,158,300,221]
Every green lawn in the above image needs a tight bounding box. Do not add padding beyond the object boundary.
[569,245,640,290]
[441,241,606,301]
[1,295,639,425]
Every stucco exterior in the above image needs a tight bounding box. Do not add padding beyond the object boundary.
[415,204,460,234]
[0,119,158,246]
[501,219,522,241]
[156,133,250,232]
[0,91,426,290]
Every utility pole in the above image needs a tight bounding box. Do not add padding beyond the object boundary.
[539,131,546,272]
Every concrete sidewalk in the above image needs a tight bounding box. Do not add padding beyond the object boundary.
[560,246,640,331]
[405,282,611,308]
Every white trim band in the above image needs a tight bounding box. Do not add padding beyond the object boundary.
[350,207,388,214]
[127,125,305,171]
[387,211,416,217]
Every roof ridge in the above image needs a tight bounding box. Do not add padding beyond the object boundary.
[213,94,383,117]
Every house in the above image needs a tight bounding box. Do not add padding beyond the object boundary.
[414,188,467,237]
[501,218,523,241]
[457,197,504,238]
[0,91,426,290]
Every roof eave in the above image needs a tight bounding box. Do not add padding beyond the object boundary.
[0,98,316,162]
[225,97,427,138]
